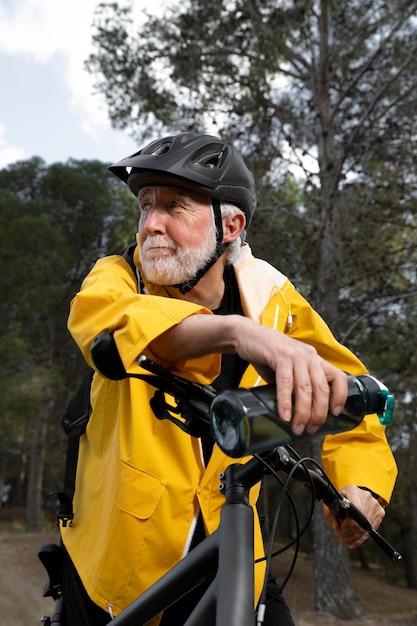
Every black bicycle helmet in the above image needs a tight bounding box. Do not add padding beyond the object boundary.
[108,132,257,227]
[109,133,256,293]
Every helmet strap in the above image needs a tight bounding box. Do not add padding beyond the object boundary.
[172,199,228,295]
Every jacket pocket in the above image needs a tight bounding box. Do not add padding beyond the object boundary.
[84,450,166,605]
[115,454,166,518]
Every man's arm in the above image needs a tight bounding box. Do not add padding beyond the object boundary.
[148,313,348,437]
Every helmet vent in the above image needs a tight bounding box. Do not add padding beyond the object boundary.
[151,141,173,156]
[191,144,227,170]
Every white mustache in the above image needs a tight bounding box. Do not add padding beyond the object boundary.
[142,236,177,252]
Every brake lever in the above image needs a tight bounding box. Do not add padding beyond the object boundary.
[273,449,402,563]
[332,494,402,563]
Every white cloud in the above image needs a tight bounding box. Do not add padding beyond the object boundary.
[0,124,27,168]
[0,0,117,139]
[0,1,89,60]
[0,0,151,167]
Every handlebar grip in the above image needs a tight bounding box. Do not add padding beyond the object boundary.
[91,332,127,380]
[210,374,395,458]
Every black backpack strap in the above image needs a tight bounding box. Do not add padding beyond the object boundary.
[121,242,137,272]
[56,367,94,527]
[121,242,145,292]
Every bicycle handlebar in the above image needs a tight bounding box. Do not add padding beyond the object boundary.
[90,331,401,563]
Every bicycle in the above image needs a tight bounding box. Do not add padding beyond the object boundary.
[39,335,401,626]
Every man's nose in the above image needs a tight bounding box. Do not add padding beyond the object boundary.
[142,205,167,234]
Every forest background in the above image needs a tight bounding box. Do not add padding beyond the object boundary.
[1,0,417,620]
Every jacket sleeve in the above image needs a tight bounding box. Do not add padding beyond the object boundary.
[279,282,397,505]
[67,255,220,383]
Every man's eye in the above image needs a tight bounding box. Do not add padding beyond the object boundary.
[139,202,151,213]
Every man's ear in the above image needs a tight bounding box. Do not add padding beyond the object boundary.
[222,212,246,242]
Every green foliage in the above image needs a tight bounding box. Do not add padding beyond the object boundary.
[249,172,320,296]
[0,157,137,521]
[87,1,417,175]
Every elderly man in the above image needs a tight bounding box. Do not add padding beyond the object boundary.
[60,133,397,626]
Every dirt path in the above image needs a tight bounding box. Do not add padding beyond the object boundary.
[1,530,416,626]
[275,551,417,625]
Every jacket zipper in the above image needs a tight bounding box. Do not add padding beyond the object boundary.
[182,506,200,558]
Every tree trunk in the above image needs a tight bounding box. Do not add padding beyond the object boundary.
[402,530,417,589]
[307,1,362,616]
[25,397,53,532]
[311,504,363,618]
[403,415,417,588]
[310,435,363,618]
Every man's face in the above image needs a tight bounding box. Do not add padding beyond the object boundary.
[138,185,217,286]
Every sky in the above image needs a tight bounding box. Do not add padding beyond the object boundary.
[0,0,143,169]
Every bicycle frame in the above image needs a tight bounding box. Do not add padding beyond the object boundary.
[111,461,258,626]
[39,445,401,626]
[40,456,265,626]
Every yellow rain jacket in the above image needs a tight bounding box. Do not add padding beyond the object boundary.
[61,243,397,622]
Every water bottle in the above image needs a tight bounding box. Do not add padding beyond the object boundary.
[210,374,394,458]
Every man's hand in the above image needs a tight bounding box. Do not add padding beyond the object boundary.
[323,485,385,549]
[231,320,348,436]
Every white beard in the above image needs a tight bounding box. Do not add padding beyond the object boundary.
[139,229,217,286]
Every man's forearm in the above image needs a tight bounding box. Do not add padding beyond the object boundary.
[148,313,243,363]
